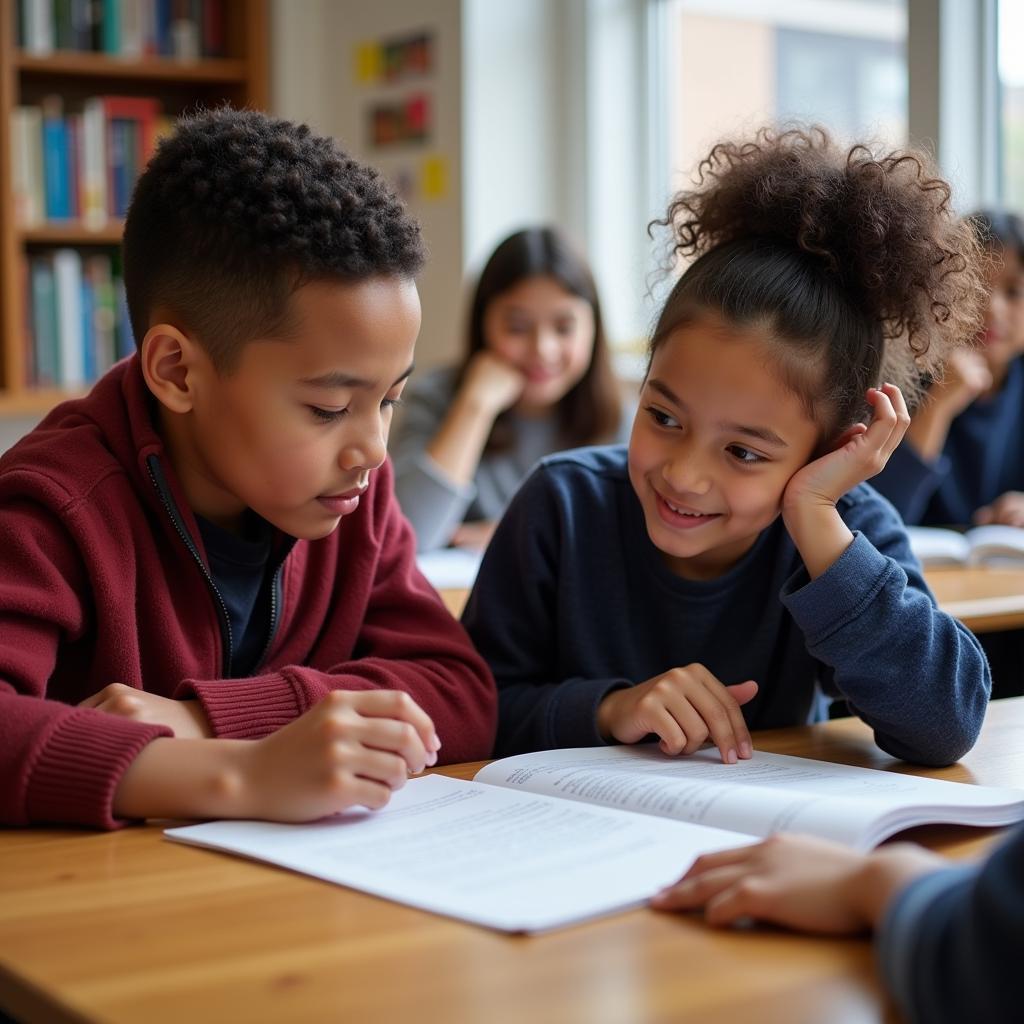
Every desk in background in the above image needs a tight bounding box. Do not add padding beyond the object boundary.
[2,698,1022,1024]
[924,566,1024,633]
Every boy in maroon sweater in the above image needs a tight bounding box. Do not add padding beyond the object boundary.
[0,109,496,829]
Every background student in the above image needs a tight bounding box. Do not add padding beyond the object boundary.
[872,210,1024,699]
[652,825,1023,1024]
[0,109,496,830]
[391,226,628,552]
[463,126,991,766]
[872,209,1024,528]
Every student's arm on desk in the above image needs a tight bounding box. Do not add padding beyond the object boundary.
[113,690,438,822]
[177,465,497,764]
[653,825,1024,1024]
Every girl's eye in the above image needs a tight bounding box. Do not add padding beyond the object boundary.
[726,444,765,465]
[646,405,679,429]
[309,406,346,424]
[381,396,404,411]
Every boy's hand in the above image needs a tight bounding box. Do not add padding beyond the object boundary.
[650,833,945,934]
[231,690,440,821]
[783,384,910,515]
[80,684,213,739]
[597,665,757,764]
[974,490,1024,527]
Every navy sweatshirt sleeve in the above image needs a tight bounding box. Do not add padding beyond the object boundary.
[781,487,990,765]
[870,441,950,525]
[878,824,1024,1024]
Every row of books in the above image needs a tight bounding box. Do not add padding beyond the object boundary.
[11,96,172,226]
[15,0,227,60]
[24,250,133,389]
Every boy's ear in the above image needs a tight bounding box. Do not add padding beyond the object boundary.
[140,324,205,414]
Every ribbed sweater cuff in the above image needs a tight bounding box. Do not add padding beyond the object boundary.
[185,673,304,739]
[26,711,171,829]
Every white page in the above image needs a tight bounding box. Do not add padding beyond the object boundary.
[166,774,753,933]
[905,526,971,566]
[415,548,483,590]
[475,746,1024,850]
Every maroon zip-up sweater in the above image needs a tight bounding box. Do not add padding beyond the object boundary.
[0,358,496,828]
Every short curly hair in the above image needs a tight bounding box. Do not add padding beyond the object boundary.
[123,107,425,370]
[649,125,987,438]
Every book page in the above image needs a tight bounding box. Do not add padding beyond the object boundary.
[166,774,752,933]
[964,524,1024,565]
[475,746,1024,850]
[905,526,971,566]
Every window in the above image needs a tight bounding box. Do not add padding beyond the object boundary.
[999,0,1024,206]
[659,0,907,193]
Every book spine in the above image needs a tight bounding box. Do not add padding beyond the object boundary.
[101,0,120,54]
[25,0,54,55]
[53,249,86,388]
[81,98,108,226]
[30,257,59,387]
[41,101,72,221]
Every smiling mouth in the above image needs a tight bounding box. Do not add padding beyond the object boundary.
[655,493,721,528]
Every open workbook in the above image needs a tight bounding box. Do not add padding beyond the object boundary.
[907,524,1024,567]
[165,745,1024,934]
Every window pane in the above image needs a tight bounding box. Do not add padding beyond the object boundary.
[665,0,907,192]
[1000,0,1024,207]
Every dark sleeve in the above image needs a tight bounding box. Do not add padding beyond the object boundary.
[390,372,476,552]
[871,442,950,525]
[461,466,631,756]
[781,489,990,765]
[878,825,1024,1024]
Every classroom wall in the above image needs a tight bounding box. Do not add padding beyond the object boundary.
[272,0,466,370]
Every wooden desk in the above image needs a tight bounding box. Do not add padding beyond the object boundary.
[924,566,1024,633]
[3,699,1023,1024]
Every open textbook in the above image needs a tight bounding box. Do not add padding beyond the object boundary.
[165,745,1024,934]
[907,524,1024,567]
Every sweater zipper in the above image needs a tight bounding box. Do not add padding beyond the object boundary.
[146,455,234,678]
[253,557,285,672]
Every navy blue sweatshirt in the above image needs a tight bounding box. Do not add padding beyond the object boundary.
[873,357,1024,525]
[879,823,1024,1024]
[463,446,990,764]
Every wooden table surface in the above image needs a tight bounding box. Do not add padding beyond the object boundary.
[924,566,1024,633]
[3,698,1023,1024]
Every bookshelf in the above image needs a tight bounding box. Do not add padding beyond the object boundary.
[0,0,269,416]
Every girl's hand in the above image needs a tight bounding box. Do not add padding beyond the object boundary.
[80,684,213,739]
[783,383,910,515]
[974,491,1024,527]
[596,664,758,764]
[928,348,992,418]
[450,520,497,550]
[461,350,527,416]
[650,833,946,934]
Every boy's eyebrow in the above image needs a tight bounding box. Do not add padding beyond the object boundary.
[299,364,415,389]
[646,378,788,448]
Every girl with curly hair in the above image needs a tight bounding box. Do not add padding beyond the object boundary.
[463,126,992,766]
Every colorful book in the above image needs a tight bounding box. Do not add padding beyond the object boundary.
[53,249,86,388]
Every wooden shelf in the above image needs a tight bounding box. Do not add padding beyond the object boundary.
[0,0,269,418]
[16,51,248,84]
[21,223,124,245]
[0,387,83,416]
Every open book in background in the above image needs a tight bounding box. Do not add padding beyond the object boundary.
[415,547,483,590]
[165,745,1024,934]
[907,524,1024,567]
